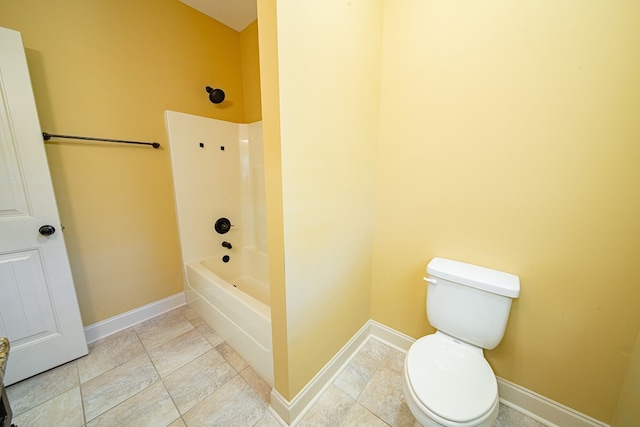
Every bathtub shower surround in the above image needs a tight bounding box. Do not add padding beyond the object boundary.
[165,111,272,385]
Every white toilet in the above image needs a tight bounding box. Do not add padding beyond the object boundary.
[403,257,520,427]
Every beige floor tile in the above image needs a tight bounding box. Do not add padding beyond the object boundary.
[298,385,356,427]
[215,341,249,372]
[12,386,84,427]
[358,367,414,427]
[254,410,282,427]
[382,348,406,373]
[507,406,548,427]
[197,323,224,347]
[81,353,159,421]
[361,339,392,362]
[169,418,187,427]
[134,309,194,351]
[78,327,146,383]
[163,349,237,414]
[495,404,510,427]
[240,365,272,404]
[87,381,179,427]
[3,306,549,427]
[182,375,267,426]
[341,403,389,427]
[7,360,79,415]
[347,339,392,382]
[180,306,206,328]
[334,363,371,400]
[148,328,212,377]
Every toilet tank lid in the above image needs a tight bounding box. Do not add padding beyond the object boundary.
[427,257,520,298]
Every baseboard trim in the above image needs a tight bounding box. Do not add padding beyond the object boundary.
[270,320,372,424]
[83,298,609,427]
[267,406,289,426]
[497,377,610,427]
[270,320,609,427]
[368,319,415,352]
[83,292,186,344]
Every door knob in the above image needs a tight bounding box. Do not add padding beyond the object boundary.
[39,225,56,236]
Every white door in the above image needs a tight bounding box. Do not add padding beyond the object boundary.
[0,27,87,385]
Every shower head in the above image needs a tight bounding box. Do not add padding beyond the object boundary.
[206,86,225,104]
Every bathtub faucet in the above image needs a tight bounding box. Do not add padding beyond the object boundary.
[222,241,232,249]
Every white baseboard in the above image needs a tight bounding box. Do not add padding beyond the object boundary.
[267,406,289,426]
[83,299,609,427]
[83,292,186,344]
[270,319,609,427]
[271,320,372,424]
[368,319,415,351]
[498,377,610,427]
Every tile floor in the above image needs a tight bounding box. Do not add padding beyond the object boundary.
[6,306,545,426]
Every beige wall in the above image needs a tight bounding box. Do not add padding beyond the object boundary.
[0,0,261,325]
[372,1,640,423]
[258,0,383,399]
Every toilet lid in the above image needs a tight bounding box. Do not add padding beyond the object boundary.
[406,335,497,423]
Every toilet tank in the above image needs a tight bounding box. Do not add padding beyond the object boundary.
[425,257,520,350]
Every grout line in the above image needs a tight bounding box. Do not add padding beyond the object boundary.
[11,305,553,427]
[75,361,88,426]
[13,306,275,426]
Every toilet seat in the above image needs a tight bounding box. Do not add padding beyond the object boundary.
[405,333,498,424]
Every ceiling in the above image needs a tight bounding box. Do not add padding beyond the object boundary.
[178,0,257,32]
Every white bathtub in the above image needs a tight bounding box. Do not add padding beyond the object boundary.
[185,248,273,386]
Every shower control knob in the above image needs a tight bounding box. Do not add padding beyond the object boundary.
[39,225,56,236]
[214,217,232,234]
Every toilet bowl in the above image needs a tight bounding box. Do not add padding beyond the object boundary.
[403,258,519,427]
[403,333,499,427]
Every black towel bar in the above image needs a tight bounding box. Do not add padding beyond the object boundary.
[43,132,160,149]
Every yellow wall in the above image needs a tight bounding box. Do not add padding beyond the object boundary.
[371,1,640,423]
[240,20,262,123]
[256,0,290,398]
[5,0,639,423]
[613,330,640,426]
[0,0,259,325]
[258,0,383,399]
[259,1,640,421]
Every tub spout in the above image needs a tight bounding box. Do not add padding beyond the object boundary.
[222,241,232,249]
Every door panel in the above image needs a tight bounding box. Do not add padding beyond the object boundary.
[0,84,30,220]
[0,250,59,343]
[0,26,87,385]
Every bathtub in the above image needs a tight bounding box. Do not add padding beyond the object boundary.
[185,248,273,386]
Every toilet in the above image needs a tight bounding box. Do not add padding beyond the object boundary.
[403,257,520,427]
